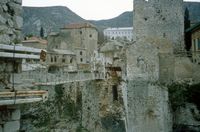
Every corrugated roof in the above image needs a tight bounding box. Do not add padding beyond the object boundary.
[186,22,200,33]
[62,22,96,29]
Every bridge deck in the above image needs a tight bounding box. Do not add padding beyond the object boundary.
[11,70,105,86]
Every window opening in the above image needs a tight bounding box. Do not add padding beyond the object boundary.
[112,85,118,101]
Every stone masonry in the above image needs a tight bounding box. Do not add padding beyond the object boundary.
[0,0,23,132]
[127,0,184,132]
[0,0,22,45]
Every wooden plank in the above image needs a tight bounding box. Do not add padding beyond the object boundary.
[0,44,42,53]
[0,98,43,106]
[0,90,47,98]
[0,52,40,59]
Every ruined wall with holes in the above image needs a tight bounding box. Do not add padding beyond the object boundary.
[133,0,184,53]
[127,0,184,131]
[82,79,126,132]
[0,0,22,131]
[0,0,22,44]
[0,0,23,90]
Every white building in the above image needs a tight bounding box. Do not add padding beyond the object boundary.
[103,27,133,41]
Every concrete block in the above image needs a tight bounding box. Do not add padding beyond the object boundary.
[11,109,20,120]
[3,121,20,132]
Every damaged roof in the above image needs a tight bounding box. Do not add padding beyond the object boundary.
[100,41,123,53]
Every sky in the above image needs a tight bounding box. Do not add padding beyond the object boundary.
[22,0,200,20]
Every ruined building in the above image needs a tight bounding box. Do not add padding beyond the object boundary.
[1,0,200,132]
[48,23,98,65]
[127,0,200,132]
[0,0,47,131]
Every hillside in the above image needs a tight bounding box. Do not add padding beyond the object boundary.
[89,11,133,28]
[22,2,200,36]
[22,6,85,36]
[184,2,200,24]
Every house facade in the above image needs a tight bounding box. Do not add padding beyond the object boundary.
[186,22,200,64]
[103,27,133,41]
[47,23,98,71]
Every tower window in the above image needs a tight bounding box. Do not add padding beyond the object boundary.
[54,56,57,62]
[80,58,83,62]
[80,51,82,55]
[70,58,73,63]
[112,85,118,101]
[80,31,82,34]
[89,34,92,38]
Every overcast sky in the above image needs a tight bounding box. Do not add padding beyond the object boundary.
[22,0,200,20]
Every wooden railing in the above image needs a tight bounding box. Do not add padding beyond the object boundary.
[0,90,48,106]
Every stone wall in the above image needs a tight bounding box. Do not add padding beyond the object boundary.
[133,0,184,53]
[0,0,23,89]
[0,1,23,131]
[127,80,171,132]
[0,0,22,44]
[20,84,82,132]
[0,106,21,132]
[81,77,126,132]
[127,0,184,131]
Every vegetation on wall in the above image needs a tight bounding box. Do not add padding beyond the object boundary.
[20,84,82,131]
[168,82,200,112]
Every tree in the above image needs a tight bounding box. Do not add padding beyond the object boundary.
[184,8,191,51]
[184,8,190,30]
[40,27,44,38]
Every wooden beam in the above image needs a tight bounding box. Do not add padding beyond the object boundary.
[0,52,40,59]
[0,98,43,106]
[0,44,43,53]
[0,90,47,98]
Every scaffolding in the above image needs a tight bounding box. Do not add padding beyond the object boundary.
[0,44,48,106]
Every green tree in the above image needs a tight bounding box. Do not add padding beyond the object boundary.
[40,27,44,38]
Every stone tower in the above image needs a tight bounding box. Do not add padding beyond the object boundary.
[127,0,184,132]
[133,0,184,53]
